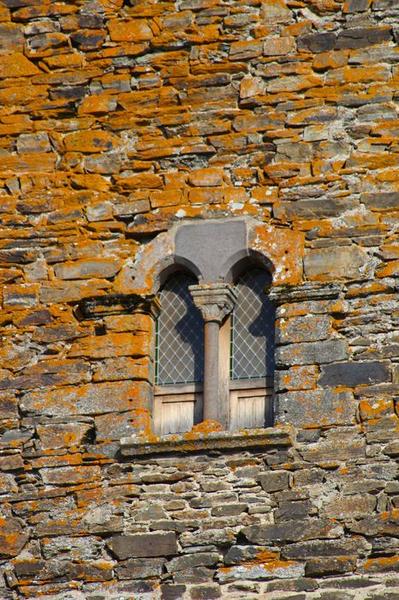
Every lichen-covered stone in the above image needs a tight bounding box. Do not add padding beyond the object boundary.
[0,0,399,597]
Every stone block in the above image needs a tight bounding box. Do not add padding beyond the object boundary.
[0,52,40,78]
[263,36,296,56]
[161,585,187,600]
[0,515,28,558]
[242,518,339,544]
[298,32,336,53]
[54,259,120,280]
[68,332,150,358]
[275,365,319,391]
[305,556,356,577]
[167,552,220,573]
[276,315,331,344]
[361,191,399,210]
[319,361,391,387]
[188,168,224,187]
[37,422,93,449]
[92,356,150,382]
[3,284,39,309]
[190,584,221,599]
[116,558,165,579]
[107,532,177,559]
[41,536,104,560]
[336,27,392,49]
[304,246,369,281]
[344,0,370,11]
[108,19,153,42]
[217,560,304,583]
[282,538,370,559]
[95,411,137,442]
[261,0,292,22]
[274,198,357,220]
[64,130,121,153]
[275,500,313,521]
[276,339,348,366]
[21,381,151,417]
[323,494,377,519]
[16,132,51,154]
[258,470,289,493]
[40,465,101,485]
[211,504,247,517]
[0,23,24,54]
[299,429,365,463]
[277,390,356,428]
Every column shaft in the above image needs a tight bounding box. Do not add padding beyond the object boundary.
[203,320,220,422]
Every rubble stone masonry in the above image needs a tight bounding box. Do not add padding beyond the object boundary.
[1,0,399,598]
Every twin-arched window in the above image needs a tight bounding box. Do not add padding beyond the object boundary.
[154,267,275,434]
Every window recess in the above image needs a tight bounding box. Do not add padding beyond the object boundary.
[154,268,275,435]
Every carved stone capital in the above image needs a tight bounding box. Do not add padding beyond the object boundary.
[189,283,237,323]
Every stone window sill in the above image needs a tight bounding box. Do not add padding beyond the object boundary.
[120,426,293,457]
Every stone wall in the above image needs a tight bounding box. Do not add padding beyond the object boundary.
[1,0,399,597]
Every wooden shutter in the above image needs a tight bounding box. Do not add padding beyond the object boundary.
[153,385,203,436]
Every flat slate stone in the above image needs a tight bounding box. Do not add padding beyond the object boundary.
[319,361,391,387]
[107,532,177,559]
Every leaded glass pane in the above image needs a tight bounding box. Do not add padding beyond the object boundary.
[231,269,275,380]
[156,273,204,385]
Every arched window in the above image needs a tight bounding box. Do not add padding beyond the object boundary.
[156,272,204,386]
[154,272,204,435]
[231,268,275,381]
[154,266,275,435]
[229,268,275,429]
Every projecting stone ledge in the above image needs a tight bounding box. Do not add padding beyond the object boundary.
[120,426,294,457]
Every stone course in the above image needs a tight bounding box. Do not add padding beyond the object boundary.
[1,0,399,597]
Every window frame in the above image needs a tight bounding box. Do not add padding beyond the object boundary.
[153,265,275,435]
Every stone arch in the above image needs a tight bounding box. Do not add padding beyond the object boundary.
[114,218,304,296]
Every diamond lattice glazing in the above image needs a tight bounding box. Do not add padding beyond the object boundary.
[156,273,204,385]
[231,269,275,380]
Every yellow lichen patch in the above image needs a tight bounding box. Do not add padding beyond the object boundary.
[249,222,304,285]
[64,130,121,153]
[190,420,223,434]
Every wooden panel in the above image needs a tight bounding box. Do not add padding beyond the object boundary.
[230,388,272,430]
[153,389,202,435]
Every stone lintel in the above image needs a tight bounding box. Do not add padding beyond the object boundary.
[120,426,294,457]
[189,283,237,323]
[75,294,160,320]
[269,283,342,305]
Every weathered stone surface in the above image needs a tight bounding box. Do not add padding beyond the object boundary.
[319,361,391,387]
[217,560,305,583]
[167,552,220,573]
[258,471,289,493]
[242,519,339,544]
[107,533,178,559]
[53,259,120,280]
[323,494,377,519]
[304,246,369,281]
[40,465,101,485]
[276,340,348,367]
[116,558,165,579]
[1,0,399,597]
[282,537,370,560]
[21,381,150,417]
[36,422,93,449]
[0,515,28,558]
[276,315,331,344]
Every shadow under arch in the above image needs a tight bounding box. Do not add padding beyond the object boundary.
[156,268,204,386]
[220,249,275,285]
[154,255,203,294]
